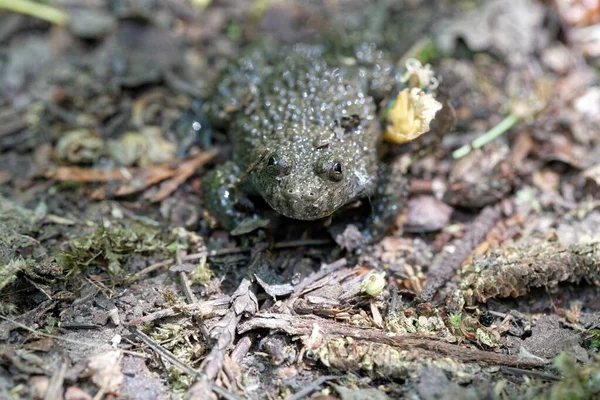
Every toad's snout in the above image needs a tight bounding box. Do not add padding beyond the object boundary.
[268,187,334,221]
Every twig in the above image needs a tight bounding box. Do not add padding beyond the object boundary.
[187,279,258,400]
[502,367,560,381]
[23,276,52,301]
[212,384,245,400]
[129,238,332,282]
[48,164,173,184]
[44,360,67,400]
[179,271,197,303]
[176,250,198,304]
[0,0,68,26]
[146,150,218,202]
[419,204,502,302]
[127,260,173,283]
[0,300,57,341]
[236,147,269,183]
[131,328,197,377]
[452,114,520,159]
[272,238,332,249]
[128,296,231,325]
[59,323,102,331]
[288,375,345,400]
[293,258,348,294]
[239,313,548,368]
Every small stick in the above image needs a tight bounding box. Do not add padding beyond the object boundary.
[43,360,68,400]
[128,296,231,325]
[0,0,68,26]
[239,313,548,368]
[453,114,520,159]
[131,328,198,377]
[288,375,345,400]
[130,238,332,282]
[419,204,502,302]
[235,148,270,184]
[187,279,258,400]
[176,250,198,304]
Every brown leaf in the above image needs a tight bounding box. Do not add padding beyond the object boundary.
[113,165,177,195]
[435,0,547,63]
[255,275,295,300]
[231,279,259,316]
[47,152,216,201]
[404,195,453,232]
[47,166,136,182]
[145,150,217,202]
[87,350,123,393]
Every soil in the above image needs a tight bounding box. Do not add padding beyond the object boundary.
[1,1,600,399]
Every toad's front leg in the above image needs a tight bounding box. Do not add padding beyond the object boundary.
[362,162,410,243]
[202,161,256,231]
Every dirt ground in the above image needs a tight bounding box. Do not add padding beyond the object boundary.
[1,0,600,399]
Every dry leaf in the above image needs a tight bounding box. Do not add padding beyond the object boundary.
[87,350,124,392]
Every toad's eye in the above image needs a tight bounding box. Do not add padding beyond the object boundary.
[316,158,344,182]
[328,161,343,182]
[265,154,292,176]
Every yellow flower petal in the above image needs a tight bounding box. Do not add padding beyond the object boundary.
[384,88,443,144]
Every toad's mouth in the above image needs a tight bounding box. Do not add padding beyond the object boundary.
[262,193,341,221]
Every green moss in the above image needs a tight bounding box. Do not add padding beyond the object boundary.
[189,261,213,286]
[168,368,193,392]
[449,312,463,334]
[226,21,242,41]
[0,301,18,315]
[0,258,27,291]
[58,220,168,279]
[0,195,39,266]
[526,353,600,400]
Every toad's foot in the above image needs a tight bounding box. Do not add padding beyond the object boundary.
[329,163,409,249]
[202,161,257,231]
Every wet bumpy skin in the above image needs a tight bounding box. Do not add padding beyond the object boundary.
[202,44,404,235]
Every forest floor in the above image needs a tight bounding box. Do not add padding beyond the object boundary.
[1,0,600,399]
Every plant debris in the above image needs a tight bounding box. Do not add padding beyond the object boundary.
[462,240,600,304]
[58,220,169,278]
[1,0,600,398]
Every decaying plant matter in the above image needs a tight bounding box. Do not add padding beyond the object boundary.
[2,0,600,399]
[462,240,600,304]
